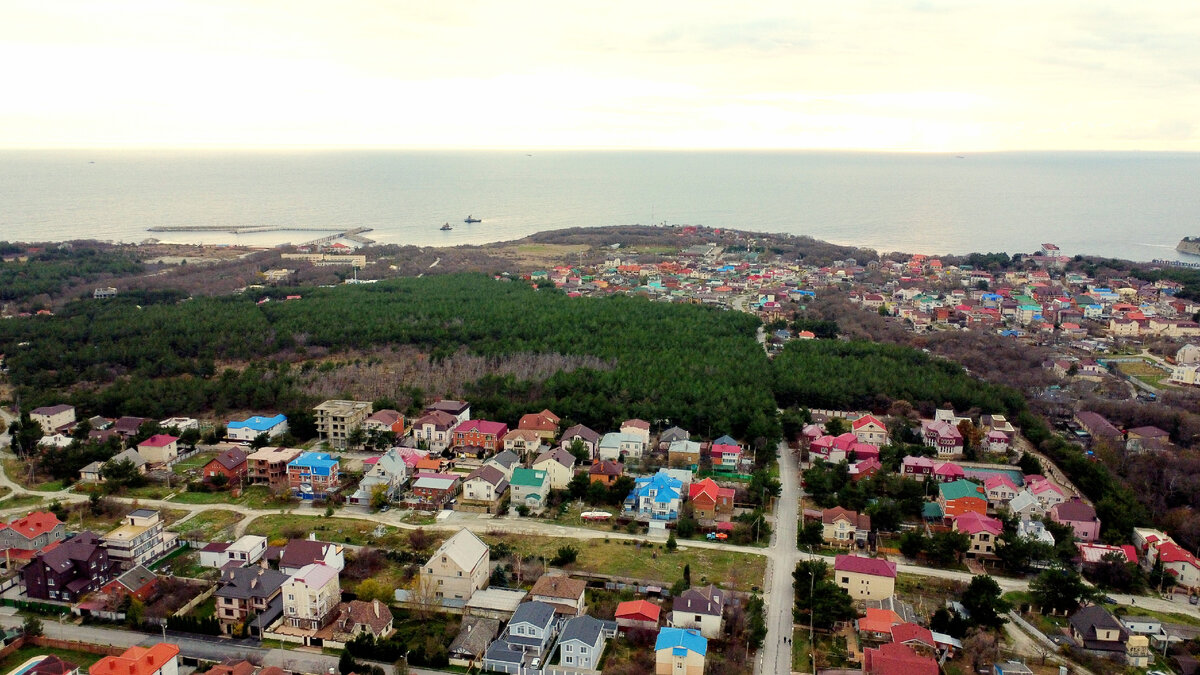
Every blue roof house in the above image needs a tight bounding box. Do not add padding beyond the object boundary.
[655,628,707,673]
[624,473,682,522]
[227,414,288,442]
[287,452,340,500]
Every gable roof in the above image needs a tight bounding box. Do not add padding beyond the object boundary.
[511,468,548,488]
[279,539,339,570]
[518,409,560,431]
[589,460,623,476]
[207,447,248,471]
[465,464,507,488]
[335,599,393,635]
[953,512,1003,536]
[0,510,62,539]
[853,415,885,431]
[531,574,586,601]
[90,644,180,675]
[561,424,601,443]
[486,449,520,469]
[890,622,934,647]
[939,479,984,501]
[138,434,178,448]
[428,529,488,571]
[453,419,508,436]
[559,614,614,646]
[533,447,575,470]
[673,585,726,616]
[1053,497,1098,522]
[289,562,338,590]
[509,600,556,629]
[834,554,897,578]
[822,506,870,530]
[216,566,289,600]
[615,599,661,622]
[863,642,937,675]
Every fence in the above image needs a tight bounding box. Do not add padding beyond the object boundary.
[173,585,216,618]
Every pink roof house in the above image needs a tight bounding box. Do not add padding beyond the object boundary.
[901,455,936,478]
[932,462,965,483]
[983,475,1019,506]
[1051,497,1101,543]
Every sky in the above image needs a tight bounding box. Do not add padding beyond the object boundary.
[4,1,1200,151]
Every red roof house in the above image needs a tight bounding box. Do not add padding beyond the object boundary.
[615,599,661,632]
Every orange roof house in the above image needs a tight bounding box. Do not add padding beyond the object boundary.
[90,644,180,675]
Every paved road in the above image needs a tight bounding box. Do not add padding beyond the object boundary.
[757,441,800,675]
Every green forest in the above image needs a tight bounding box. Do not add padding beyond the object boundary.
[0,244,143,303]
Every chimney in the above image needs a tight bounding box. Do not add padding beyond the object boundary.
[373,599,380,617]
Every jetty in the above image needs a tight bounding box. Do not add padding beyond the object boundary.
[145,225,375,246]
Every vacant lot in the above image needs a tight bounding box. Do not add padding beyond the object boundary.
[480,532,766,591]
[243,514,421,550]
[168,509,243,541]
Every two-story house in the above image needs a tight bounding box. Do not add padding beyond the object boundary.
[421,529,489,602]
[137,435,180,466]
[202,447,248,485]
[598,432,645,461]
[668,440,701,470]
[1050,497,1101,543]
[654,628,707,675]
[553,615,618,672]
[411,411,458,452]
[688,478,735,524]
[279,538,345,575]
[483,601,559,674]
[89,644,179,675]
[0,511,66,561]
[559,424,601,460]
[821,507,871,548]
[669,585,726,639]
[952,512,1003,558]
[517,409,560,442]
[833,554,896,601]
[347,447,409,506]
[215,566,288,636]
[501,429,543,459]
[510,468,550,515]
[459,465,509,514]
[226,414,288,443]
[852,415,889,446]
[530,574,587,617]
[451,419,509,455]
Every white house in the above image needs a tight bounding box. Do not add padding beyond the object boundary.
[598,432,645,461]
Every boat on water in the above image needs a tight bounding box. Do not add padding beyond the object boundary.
[440,222,453,231]
[1178,237,1200,256]
[464,215,481,223]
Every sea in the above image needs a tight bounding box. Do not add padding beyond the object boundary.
[2,149,1200,262]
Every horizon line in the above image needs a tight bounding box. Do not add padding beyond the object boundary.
[1,143,1199,154]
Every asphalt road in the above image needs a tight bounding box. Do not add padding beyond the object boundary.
[757,441,800,675]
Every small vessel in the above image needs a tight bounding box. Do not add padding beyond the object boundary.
[1178,237,1200,256]
[440,222,453,231]
[464,215,481,223]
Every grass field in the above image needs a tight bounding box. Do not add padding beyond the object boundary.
[172,451,220,476]
[242,514,420,549]
[0,494,43,510]
[168,509,243,541]
[1116,360,1176,388]
[169,485,282,509]
[3,458,66,492]
[0,645,106,673]
[479,532,766,591]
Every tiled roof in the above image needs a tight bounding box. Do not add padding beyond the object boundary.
[834,554,897,578]
[89,644,180,675]
[655,628,707,657]
[531,575,586,601]
[0,511,61,539]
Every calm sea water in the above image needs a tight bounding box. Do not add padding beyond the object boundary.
[2,149,1199,261]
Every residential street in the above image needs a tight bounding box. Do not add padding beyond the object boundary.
[757,441,800,675]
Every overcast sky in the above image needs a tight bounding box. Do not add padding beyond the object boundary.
[5,1,1200,150]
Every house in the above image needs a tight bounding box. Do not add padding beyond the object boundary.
[833,555,897,600]
[688,478,735,524]
[362,409,406,435]
[226,414,288,442]
[214,566,288,636]
[287,452,341,500]
[1028,477,1067,510]
[658,426,691,448]
[625,472,683,522]
[518,409,560,441]
[483,601,559,673]
[615,599,661,632]
[422,529,489,602]
[668,440,702,469]
[21,655,81,675]
[952,512,1003,557]
[510,468,550,514]
[891,622,936,653]
[669,585,726,639]
[110,416,149,438]
[857,607,902,640]
[932,461,965,483]
[559,424,601,460]
[137,435,180,466]
[329,599,394,643]
[530,574,587,616]
[532,447,576,490]
[202,447,248,484]
[448,616,501,668]
[1017,519,1055,547]
[852,415,889,446]
[985,430,1012,453]
[1074,411,1123,446]
[901,455,936,479]
[102,509,178,570]
[821,507,871,548]
[279,538,345,575]
[620,419,652,445]
[451,419,509,455]
[654,627,707,675]
[862,642,938,675]
[921,420,963,456]
[501,429,543,458]
[1076,543,1137,570]
[410,473,460,510]
[1051,497,1101,543]
[710,443,743,473]
[849,457,882,482]
[21,531,117,601]
[598,432,645,461]
[411,411,457,452]
[1153,541,1200,589]
[0,511,66,559]
[1007,490,1044,519]
[348,447,410,506]
[1069,605,1129,657]
[984,474,1020,508]
[589,460,623,485]
[1126,426,1172,454]
[458,465,510,513]
[220,535,268,568]
[423,399,471,424]
[282,563,340,633]
[313,400,372,449]
[30,404,76,434]
[89,644,179,675]
[246,447,302,490]
[101,565,159,603]
[938,480,987,518]
[554,614,618,672]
